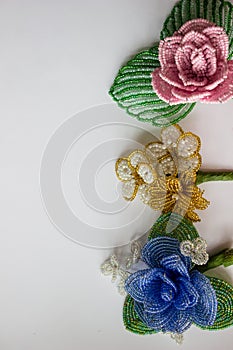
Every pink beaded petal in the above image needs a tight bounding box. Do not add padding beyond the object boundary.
[172,87,211,102]
[159,66,197,91]
[151,68,182,105]
[159,36,183,69]
[182,31,210,48]
[179,74,208,88]
[200,61,233,103]
[175,44,194,74]
[203,27,229,60]
[204,62,228,91]
[175,46,209,87]
[177,19,216,36]
[200,44,217,77]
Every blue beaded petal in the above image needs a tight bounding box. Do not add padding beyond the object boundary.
[174,277,199,310]
[160,254,190,278]
[125,268,176,307]
[134,301,174,331]
[190,271,218,327]
[124,269,151,303]
[163,308,192,334]
[142,237,191,270]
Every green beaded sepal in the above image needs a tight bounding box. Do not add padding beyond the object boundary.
[148,212,199,242]
[109,0,233,126]
[198,277,233,330]
[123,295,157,335]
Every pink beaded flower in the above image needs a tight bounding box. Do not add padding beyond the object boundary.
[152,19,233,104]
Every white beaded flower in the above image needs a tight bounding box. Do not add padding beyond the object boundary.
[101,241,141,296]
[115,125,208,221]
[180,237,209,265]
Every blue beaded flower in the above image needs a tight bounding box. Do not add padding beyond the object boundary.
[125,237,217,334]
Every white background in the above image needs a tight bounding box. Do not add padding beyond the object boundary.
[0,0,233,349]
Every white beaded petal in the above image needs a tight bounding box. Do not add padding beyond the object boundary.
[177,134,200,158]
[177,155,201,172]
[116,159,133,181]
[138,184,151,204]
[161,125,182,148]
[122,179,136,200]
[129,151,148,168]
[100,255,119,282]
[192,252,209,265]
[170,333,184,345]
[145,142,168,160]
[137,164,155,184]
[180,240,194,256]
[160,156,176,176]
[126,241,141,269]
[194,237,207,251]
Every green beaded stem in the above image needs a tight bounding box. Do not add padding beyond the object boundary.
[197,277,233,330]
[110,0,233,126]
[123,295,157,335]
[161,0,233,60]
[196,171,233,185]
[148,212,199,242]
[196,249,233,273]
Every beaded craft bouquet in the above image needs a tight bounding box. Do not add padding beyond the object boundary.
[102,0,233,343]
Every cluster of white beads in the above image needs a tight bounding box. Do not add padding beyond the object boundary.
[100,241,141,296]
[180,237,209,265]
[170,332,184,345]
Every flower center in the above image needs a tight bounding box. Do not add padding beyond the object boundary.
[190,48,207,76]
[160,282,176,302]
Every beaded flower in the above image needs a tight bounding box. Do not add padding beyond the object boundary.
[152,19,233,104]
[109,0,233,126]
[125,237,217,334]
[115,125,209,222]
[101,213,233,342]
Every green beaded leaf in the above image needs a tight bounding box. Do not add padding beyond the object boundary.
[109,45,195,127]
[123,295,157,335]
[161,0,233,60]
[148,212,199,242]
[197,277,233,330]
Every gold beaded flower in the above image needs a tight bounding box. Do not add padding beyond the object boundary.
[115,125,209,222]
